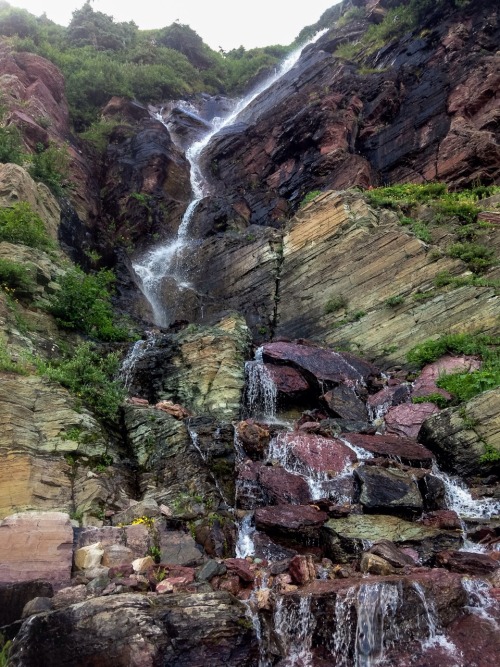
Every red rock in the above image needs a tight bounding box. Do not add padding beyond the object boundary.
[274,432,357,475]
[255,505,328,535]
[420,510,462,531]
[447,612,500,667]
[155,400,191,419]
[340,433,434,467]
[0,512,73,587]
[384,402,440,439]
[257,465,311,505]
[264,364,309,395]
[156,575,193,593]
[216,573,241,596]
[367,384,411,414]
[436,550,499,575]
[224,558,254,583]
[262,342,380,387]
[289,555,316,585]
[412,354,481,399]
[127,397,149,406]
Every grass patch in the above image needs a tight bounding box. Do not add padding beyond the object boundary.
[299,190,322,207]
[0,258,35,294]
[385,295,405,308]
[28,141,71,196]
[412,393,450,409]
[434,271,500,292]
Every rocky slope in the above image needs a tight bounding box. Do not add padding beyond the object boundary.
[0,0,499,665]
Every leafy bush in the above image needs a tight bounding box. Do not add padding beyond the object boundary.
[0,122,24,165]
[28,142,70,195]
[385,295,404,307]
[324,294,348,314]
[0,201,53,249]
[447,242,495,274]
[49,267,128,341]
[407,332,499,367]
[36,342,125,422]
[0,258,35,293]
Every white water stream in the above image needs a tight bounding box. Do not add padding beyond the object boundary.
[132,31,326,327]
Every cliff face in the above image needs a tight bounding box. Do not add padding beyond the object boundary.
[1,1,500,665]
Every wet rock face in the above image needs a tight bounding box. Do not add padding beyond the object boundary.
[197,0,499,233]
[355,465,424,516]
[9,592,258,667]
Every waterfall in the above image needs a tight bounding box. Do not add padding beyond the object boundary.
[245,347,278,422]
[118,329,158,391]
[462,578,499,629]
[132,30,327,327]
[235,512,256,559]
[332,583,400,667]
[431,463,500,519]
[274,595,316,666]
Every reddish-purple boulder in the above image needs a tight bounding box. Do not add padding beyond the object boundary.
[435,550,499,575]
[264,364,310,395]
[340,433,434,467]
[412,354,481,399]
[274,432,357,475]
[262,342,380,387]
[257,465,311,505]
[384,402,440,439]
[255,505,328,536]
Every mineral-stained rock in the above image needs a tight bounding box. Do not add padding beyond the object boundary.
[257,465,311,506]
[355,465,423,516]
[262,341,380,387]
[9,592,259,666]
[225,558,254,583]
[384,402,440,439]
[418,389,500,476]
[435,550,499,576]
[270,432,357,476]
[340,433,434,467]
[0,512,73,586]
[322,514,461,564]
[264,364,310,396]
[419,510,462,531]
[255,505,328,543]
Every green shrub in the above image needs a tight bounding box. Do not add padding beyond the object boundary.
[49,267,128,341]
[447,242,496,274]
[28,142,70,195]
[300,190,322,207]
[407,332,499,367]
[479,444,500,464]
[0,258,35,293]
[0,122,24,165]
[324,295,348,314]
[0,201,53,249]
[79,119,122,154]
[385,295,404,308]
[36,342,125,422]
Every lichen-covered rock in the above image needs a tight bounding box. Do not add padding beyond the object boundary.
[418,389,500,476]
[322,514,461,564]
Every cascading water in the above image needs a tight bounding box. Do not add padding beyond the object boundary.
[245,347,278,422]
[118,329,158,390]
[273,595,316,667]
[132,30,327,327]
[431,462,500,520]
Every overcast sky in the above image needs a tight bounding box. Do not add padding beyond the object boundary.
[9,1,340,50]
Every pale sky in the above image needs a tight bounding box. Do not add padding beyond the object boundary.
[8,0,341,51]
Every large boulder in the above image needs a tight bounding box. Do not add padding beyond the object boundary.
[0,512,73,586]
[340,433,434,467]
[418,389,500,476]
[355,465,424,516]
[9,592,258,666]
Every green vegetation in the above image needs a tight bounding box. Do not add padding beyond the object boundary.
[400,216,431,243]
[407,332,500,403]
[28,142,70,196]
[0,336,28,373]
[36,342,126,422]
[0,201,54,250]
[324,294,348,314]
[0,258,34,294]
[384,295,405,308]
[446,242,496,274]
[48,267,128,341]
[412,393,449,408]
[300,190,322,207]
[0,2,289,130]
[333,0,473,62]
[434,271,500,292]
[0,632,11,667]
[0,115,24,165]
[479,444,500,464]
